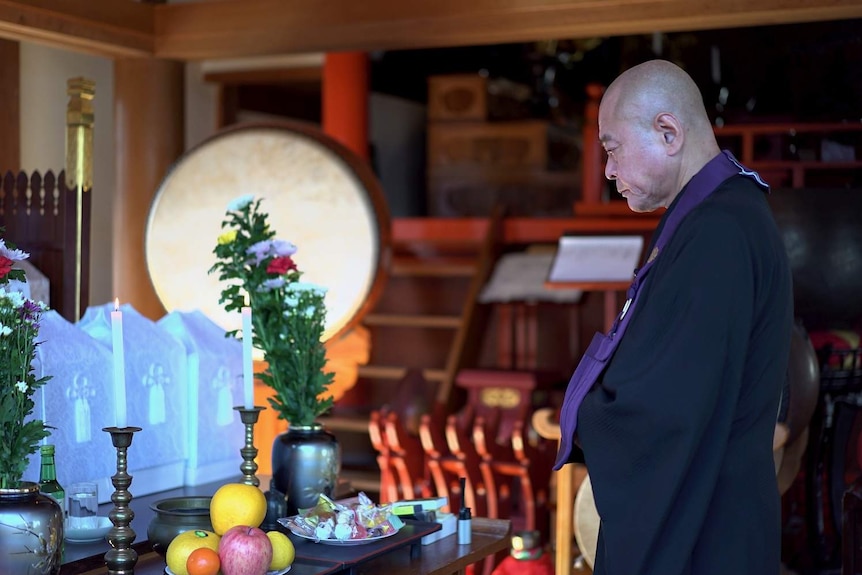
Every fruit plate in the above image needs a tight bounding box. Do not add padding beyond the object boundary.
[165,566,290,575]
[278,518,401,546]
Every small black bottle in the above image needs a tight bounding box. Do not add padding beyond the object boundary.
[458,506,472,545]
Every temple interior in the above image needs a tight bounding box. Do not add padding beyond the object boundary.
[1,3,861,575]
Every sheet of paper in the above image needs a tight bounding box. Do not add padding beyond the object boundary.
[547,235,644,283]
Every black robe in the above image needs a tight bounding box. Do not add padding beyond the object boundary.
[579,175,794,575]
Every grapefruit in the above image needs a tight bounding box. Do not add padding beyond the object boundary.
[267,530,296,571]
[165,529,220,575]
[209,483,267,535]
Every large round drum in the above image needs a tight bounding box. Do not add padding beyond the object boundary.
[574,473,600,569]
[145,122,390,341]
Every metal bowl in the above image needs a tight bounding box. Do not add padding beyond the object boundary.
[147,496,213,556]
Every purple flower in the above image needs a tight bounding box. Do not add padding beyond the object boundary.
[246,240,273,265]
[271,240,297,257]
[19,299,42,324]
[261,277,286,291]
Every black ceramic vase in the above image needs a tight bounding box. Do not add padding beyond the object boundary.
[0,482,64,575]
[271,423,341,516]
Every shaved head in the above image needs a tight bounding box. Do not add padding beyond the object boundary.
[604,60,715,143]
[598,60,721,212]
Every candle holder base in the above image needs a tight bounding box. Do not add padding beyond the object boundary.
[102,426,142,575]
[234,406,265,487]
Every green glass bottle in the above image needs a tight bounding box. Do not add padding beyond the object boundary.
[38,444,65,508]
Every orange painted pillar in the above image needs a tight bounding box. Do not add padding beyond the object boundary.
[320,51,372,412]
[322,52,370,161]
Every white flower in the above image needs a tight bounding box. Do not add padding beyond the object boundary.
[15,381,27,393]
[0,239,29,261]
[1,290,25,307]
[227,195,254,212]
[0,324,11,336]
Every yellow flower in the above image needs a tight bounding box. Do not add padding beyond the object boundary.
[218,230,237,245]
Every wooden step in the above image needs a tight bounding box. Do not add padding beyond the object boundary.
[391,256,477,277]
[357,365,446,382]
[363,313,462,328]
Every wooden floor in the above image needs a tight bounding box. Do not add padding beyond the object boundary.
[563,540,851,575]
[562,556,843,575]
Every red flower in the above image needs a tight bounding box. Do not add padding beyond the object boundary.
[0,256,13,280]
[267,256,297,275]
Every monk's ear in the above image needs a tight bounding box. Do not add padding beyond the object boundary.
[655,112,683,154]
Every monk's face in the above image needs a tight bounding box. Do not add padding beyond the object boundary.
[598,90,676,213]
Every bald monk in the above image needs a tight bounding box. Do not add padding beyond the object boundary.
[553,60,793,574]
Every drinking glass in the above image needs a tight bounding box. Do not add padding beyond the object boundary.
[67,482,99,531]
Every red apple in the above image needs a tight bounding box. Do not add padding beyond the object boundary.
[218,525,273,575]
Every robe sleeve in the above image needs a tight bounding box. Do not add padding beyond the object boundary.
[578,206,757,574]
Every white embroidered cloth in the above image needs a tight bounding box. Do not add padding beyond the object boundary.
[158,310,245,485]
[23,310,116,501]
[77,303,188,496]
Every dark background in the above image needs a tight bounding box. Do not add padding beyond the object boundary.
[370,19,862,125]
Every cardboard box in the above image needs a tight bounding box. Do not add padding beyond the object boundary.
[428,75,488,122]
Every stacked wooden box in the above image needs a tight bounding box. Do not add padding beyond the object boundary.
[426,74,580,217]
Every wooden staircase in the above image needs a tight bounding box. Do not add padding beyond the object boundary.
[321,209,505,493]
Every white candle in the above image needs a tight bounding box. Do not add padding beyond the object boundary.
[111,298,128,429]
[242,306,254,409]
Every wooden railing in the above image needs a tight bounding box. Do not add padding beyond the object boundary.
[578,82,862,206]
[0,169,91,321]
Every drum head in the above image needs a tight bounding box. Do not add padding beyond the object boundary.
[145,121,390,341]
[574,473,600,569]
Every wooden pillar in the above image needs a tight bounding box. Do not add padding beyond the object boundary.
[113,57,184,319]
[580,83,606,206]
[322,52,369,161]
[0,39,20,170]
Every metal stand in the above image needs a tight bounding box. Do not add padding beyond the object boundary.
[234,406,265,486]
[102,426,142,575]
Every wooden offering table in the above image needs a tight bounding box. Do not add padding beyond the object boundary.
[61,477,511,575]
[71,518,510,575]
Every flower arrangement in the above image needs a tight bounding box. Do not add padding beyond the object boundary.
[209,196,334,427]
[0,229,50,489]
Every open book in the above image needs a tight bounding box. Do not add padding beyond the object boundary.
[547,235,644,283]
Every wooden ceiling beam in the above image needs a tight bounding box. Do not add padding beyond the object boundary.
[0,0,153,58]
[154,0,862,60]
[2,0,861,61]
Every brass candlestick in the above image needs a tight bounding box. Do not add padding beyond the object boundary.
[102,426,142,575]
[234,406,265,486]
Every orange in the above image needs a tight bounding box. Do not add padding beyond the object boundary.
[209,483,267,535]
[186,547,221,575]
[165,530,221,575]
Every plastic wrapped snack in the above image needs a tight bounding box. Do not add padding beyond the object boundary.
[284,492,404,542]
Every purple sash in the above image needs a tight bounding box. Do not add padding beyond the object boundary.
[553,151,768,469]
